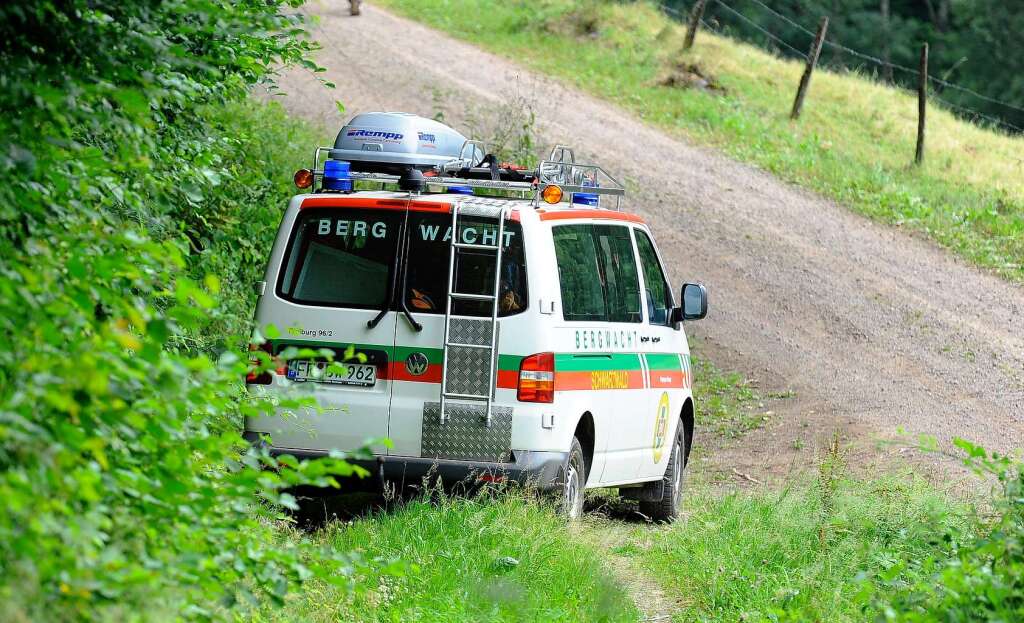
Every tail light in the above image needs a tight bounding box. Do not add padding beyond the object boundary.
[246,342,275,385]
[517,352,555,403]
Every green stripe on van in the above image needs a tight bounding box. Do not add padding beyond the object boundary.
[644,353,682,372]
[393,345,443,365]
[554,353,643,372]
[269,338,522,371]
[498,354,523,371]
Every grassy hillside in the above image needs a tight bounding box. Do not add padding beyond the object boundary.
[375,0,1024,282]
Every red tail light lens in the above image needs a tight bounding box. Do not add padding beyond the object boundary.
[517,352,555,403]
[246,342,274,385]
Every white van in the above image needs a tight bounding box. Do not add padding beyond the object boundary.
[245,113,708,520]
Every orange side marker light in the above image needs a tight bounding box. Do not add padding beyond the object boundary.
[294,169,314,189]
[541,185,563,204]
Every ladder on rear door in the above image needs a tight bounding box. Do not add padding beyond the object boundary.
[439,202,508,427]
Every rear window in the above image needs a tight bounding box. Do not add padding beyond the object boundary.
[278,209,402,309]
[277,208,527,317]
[404,213,527,317]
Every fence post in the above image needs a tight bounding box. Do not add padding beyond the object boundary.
[790,16,829,120]
[881,0,894,83]
[915,42,928,165]
[684,0,708,50]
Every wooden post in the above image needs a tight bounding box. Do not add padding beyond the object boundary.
[915,42,928,165]
[881,0,894,83]
[684,0,708,50]
[790,16,829,120]
[349,0,361,16]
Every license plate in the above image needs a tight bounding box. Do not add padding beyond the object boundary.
[286,360,377,386]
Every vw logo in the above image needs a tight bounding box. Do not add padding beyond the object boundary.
[404,352,429,376]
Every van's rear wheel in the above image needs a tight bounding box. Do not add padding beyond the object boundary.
[557,437,587,520]
[640,424,685,522]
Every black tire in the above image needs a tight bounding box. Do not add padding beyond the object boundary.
[640,424,686,522]
[557,437,587,520]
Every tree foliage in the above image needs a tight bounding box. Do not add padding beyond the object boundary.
[663,0,1024,132]
[0,1,366,620]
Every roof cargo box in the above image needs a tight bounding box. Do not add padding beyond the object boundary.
[328,112,482,173]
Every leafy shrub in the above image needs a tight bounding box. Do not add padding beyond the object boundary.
[0,1,366,620]
[875,440,1024,622]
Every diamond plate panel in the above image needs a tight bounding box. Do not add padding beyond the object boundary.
[457,197,518,217]
[450,318,493,346]
[446,345,493,395]
[422,402,513,462]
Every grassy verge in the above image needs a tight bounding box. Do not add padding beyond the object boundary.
[374,0,1024,282]
[586,446,976,622]
[638,474,970,621]
[264,494,637,622]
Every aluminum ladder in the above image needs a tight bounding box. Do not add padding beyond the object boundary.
[439,201,508,427]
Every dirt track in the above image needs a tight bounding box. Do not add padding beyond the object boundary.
[269,2,1024,472]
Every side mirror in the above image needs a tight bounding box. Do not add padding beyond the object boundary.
[680,282,707,321]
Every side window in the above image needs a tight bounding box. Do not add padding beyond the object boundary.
[594,225,641,323]
[552,224,641,323]
[552,225,607,321]
[635,229,673,326]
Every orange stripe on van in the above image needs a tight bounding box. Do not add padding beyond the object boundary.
[383,364,519,388]
[555,370,645,391]
[300,196,522,221]
[649,370,685,388]
[301,197,453,212]
[538,209,645,224]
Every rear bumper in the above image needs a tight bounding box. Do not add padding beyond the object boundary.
[242,431,567,491]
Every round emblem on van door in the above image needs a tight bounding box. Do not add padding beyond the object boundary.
[405,352,429,377]
[652,392,670,463]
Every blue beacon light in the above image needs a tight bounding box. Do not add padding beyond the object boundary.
[572,180,599,207]
[323,159,353,192]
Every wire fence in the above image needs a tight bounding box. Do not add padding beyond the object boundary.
[657,0,1024,133]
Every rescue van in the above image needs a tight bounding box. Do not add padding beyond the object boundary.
[245,112,708,520]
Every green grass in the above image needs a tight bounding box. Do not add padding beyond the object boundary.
[374,0,1024,282]
[621,474,971,621]
[690,352,766,438]
[263,493,637,622]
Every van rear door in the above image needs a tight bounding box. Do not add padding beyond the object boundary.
[251,198,409,454]
[387,207,528,459]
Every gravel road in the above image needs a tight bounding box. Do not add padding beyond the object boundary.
[269,2,1024,457]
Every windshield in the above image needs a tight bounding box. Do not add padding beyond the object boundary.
[276,207,527,317]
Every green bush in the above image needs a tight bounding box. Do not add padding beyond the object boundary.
[875,440,1024,622]
[0,1,366,620]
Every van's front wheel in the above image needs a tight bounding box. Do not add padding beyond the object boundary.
[557,437,587,520]
[640,425,685,522]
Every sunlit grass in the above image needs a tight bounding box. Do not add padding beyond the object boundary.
[635,474,972,621]
[263,492,637,622]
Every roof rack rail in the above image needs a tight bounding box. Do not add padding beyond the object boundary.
[307,143,626,209]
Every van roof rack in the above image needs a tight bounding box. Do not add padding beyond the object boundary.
[306,143,627,210]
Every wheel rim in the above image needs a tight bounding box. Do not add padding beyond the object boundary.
[565,455,583,518]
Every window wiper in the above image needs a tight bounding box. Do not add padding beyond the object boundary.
[367,219,405,330]
[396,226,422,332]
